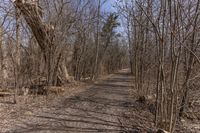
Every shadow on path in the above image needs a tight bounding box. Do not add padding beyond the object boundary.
[10,69,136,133]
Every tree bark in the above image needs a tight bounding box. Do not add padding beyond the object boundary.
[14,1,70,86]
[0,27,8,88]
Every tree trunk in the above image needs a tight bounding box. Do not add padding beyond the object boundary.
[179,0,199,117]
[60,60,70,83]
[14,7,21,103]
[0,27,8,87]
[14,1,70,86]
[92,0,101,80]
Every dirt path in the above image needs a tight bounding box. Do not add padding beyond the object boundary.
[5,69,134,133]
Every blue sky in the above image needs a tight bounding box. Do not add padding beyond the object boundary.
[103,0,116,12]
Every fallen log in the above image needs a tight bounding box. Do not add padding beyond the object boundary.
[0,92,15,97]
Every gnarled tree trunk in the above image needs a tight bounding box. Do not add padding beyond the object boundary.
[13,0,70,86]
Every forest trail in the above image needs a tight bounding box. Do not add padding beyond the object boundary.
[7,69,135,133]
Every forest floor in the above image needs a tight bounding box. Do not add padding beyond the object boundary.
[0,69,199,133]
